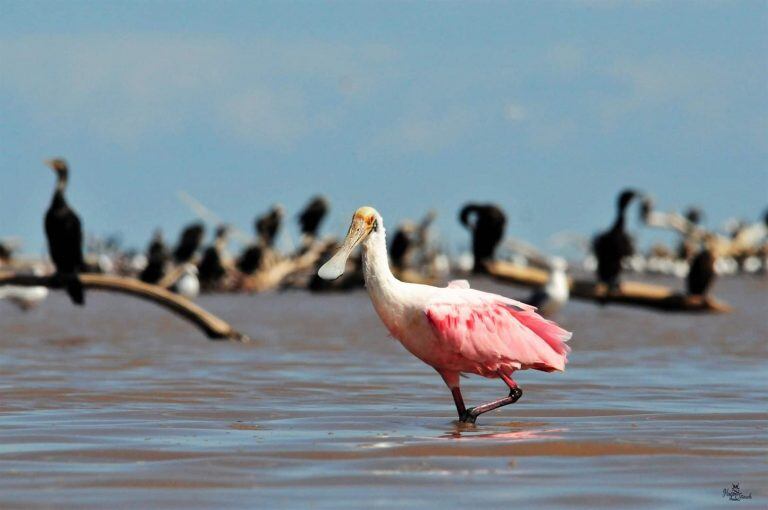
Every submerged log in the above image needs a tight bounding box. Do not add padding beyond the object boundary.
[485,261,731,313]
[0,272,249,341]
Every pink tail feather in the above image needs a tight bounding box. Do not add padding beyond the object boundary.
[509,306,572,356]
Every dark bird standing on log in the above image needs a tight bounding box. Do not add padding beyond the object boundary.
[44,158,85,305]
[198,225,229,291]
[298,196,329,239]
[0,242,11,264]
[678,206,703,260]
[687,236,717,297]
[389,222,415,272]
[236,244,263,275]
[459,203,507,273]
[173,223,205,264]
[139,229,168,284]
[592,189,639,291]
[256,205,284,247]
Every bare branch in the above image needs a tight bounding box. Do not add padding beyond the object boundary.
[0,272,250,341]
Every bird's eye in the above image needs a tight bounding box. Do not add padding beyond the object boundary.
[372,219,378,232]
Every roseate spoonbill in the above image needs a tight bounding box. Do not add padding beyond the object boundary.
[528,257,569,316]
[319,207,571,423]
[592,189,640,291]
[44,158,85,305]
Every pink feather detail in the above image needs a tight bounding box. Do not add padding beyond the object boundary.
[424,288,571,375]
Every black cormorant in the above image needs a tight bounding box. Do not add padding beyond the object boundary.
[459,203,507,273]
[198,225,229,291]
[237,245,264,275]
[139,229,168,284]
[256,205,284,247]
[0,242,11,265]
[687,236,716,297]
[592,189,639,290]
[43,158,85,305]
[389,222,415,272]
[298,196,329,238]
[172,223,205,264]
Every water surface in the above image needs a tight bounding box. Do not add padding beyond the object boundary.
[1,275,765,508]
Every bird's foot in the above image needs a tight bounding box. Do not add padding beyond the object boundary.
[459,408,478,424]
[459,388,523,424]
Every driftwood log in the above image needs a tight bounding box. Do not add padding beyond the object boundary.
[238,243,327,293]
[485,261,731,313]
[643,209,767,258]
[0,272,249,341]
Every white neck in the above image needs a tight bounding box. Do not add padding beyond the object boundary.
[361,222,403,310]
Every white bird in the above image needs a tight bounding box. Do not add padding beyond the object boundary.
[0,285,49,310]
[527,257,569,316]
[172,264,199,299]
[319,207,571,423]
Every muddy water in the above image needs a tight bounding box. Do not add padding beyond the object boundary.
[1,275,766,509]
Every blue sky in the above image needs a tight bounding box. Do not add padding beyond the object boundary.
[1,1,766,256]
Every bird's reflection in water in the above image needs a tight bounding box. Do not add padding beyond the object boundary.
[442,421,568,441]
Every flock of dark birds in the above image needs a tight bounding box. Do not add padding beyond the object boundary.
[1,159,766,313]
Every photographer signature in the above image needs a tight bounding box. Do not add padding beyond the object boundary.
[723,483,752,501]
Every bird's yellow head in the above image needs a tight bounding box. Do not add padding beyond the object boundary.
[353,206,378,228]
[318,206,380,280]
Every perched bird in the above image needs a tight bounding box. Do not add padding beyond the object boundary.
[592,189,639,291]
[0,285,49,311]
[139,229,168,284]
[173,223,205,264]
[256,205,284,247]
[197,225,229,291]
[0,242,11,264]
[528,257,570,316]
[677,207,704,260]
[684,206,703,227]
[236,244,264,275]
[319,207,571,423]
[459,203,507,273]
[298,196,329,238]
[44,159,85,305]
[389,221,416,272]
[687,236,717,297]
[171,264,200,299]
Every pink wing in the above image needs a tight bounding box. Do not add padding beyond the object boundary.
[425,288,571,374]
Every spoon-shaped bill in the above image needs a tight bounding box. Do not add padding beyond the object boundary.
[318,217,372,280]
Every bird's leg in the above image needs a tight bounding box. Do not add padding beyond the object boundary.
[450,386,467,419]
[438,371,468,421]
[461,372,523,424]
